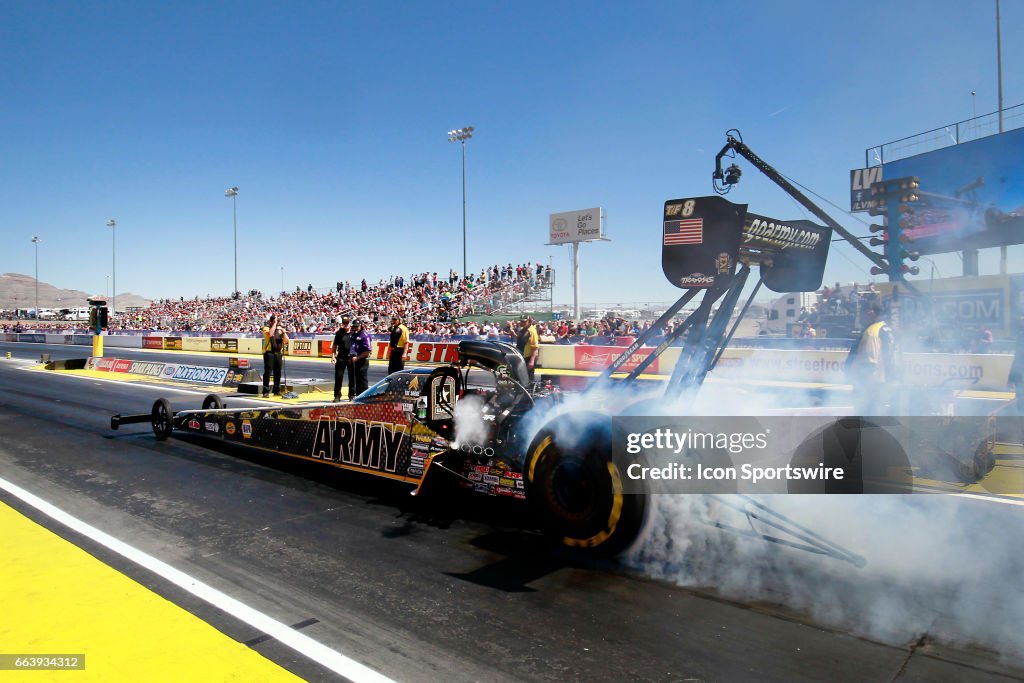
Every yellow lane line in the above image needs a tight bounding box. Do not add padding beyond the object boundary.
[0,501,302,682]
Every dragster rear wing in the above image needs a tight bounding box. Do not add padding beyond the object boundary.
[662,195,831,293]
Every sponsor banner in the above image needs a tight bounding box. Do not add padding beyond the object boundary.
[143,336,164,349]
[574,345,660,374]
[160,363,180,380]
[166,364,228,384]
[92,357,116,372]
[222,367,246,388]
[319,340,334,357]
[182,337,211,352]
[289,339,314,357]
[163,337,183,350]
[712,349,1010,390]
[369,340,461,364]
[228,356,250,369]
[127,360,166,377]
[211,338,238,353]
[112,359,133,373]
[18,334,45,343]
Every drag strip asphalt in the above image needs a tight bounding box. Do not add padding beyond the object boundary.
[1,354,1022,681]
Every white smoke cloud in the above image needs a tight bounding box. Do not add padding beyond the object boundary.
[453,394,490,448]
[463,358,1023,659]
[629,492,1024,658]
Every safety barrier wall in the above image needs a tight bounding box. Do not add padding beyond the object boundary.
[182,337,211,352]
[238,339,263,354]
[104,335,143,348]
[9,333,1015,391]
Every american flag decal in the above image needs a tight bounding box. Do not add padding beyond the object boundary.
[664,218,703,245]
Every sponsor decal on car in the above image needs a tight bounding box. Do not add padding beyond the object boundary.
[468,472,483,482]
[679,273,715,286]
[241,420,252,439]
[225,422,237,436]
[187,418,201,430]
[204,422,218,433]
[310,416,407,473]
[483,474,500,485]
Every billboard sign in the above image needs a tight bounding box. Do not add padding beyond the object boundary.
[881,127,1024,255]
[548,207,604,244]
[850,166,884,213]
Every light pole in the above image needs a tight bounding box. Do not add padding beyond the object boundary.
[447,126,474,278]
[107,219,116,314]
[31,236,40,319]
[225,187,239,296]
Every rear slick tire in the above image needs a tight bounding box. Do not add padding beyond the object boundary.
[525,416,646,558]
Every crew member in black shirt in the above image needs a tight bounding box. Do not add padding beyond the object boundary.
[331,317,354,401]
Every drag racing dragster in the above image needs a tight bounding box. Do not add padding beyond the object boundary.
[112,339,644,556]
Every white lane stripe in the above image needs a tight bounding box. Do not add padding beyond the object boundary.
[0,476,398,683]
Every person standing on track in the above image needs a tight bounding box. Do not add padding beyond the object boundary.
[331,317,354,401]
[845,302,897,415]
[387,315,409,375]
[349,319,372,397]
[516,317,540,383]
[261,314,289,397]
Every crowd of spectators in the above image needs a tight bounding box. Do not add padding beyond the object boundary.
[109,263,553,334]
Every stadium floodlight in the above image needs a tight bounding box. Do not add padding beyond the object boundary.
[447,126,474,277]
[107,219,116,316]
[31,236,41,319]
[225,187,240,296]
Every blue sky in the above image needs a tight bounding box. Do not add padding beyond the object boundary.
[2,1,1022,308]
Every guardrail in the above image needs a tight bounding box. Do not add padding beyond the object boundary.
[11,332,1014,392]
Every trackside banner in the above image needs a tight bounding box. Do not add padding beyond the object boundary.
[575,345,660,374]
[86,357,229,385]
[370,340,461,364]
[159,363,228,385]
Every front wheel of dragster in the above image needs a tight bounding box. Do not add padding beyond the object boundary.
[202,394,225,410]
[525,414,646,558]
[151,398,173,441]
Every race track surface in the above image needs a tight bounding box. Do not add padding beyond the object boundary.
[1,343,1022,682]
